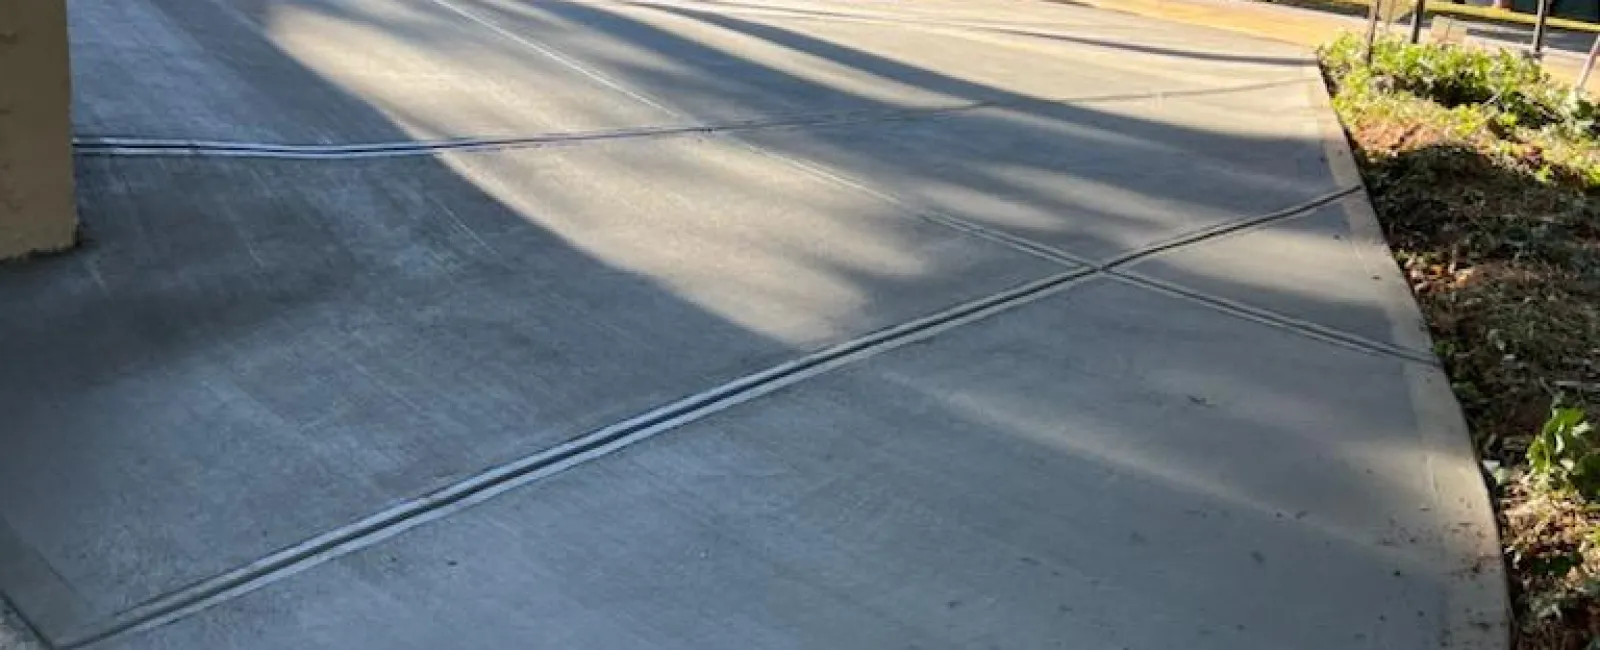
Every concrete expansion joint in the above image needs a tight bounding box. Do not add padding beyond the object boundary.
[36,4,1443,645]
[753,140,1408,365]
[932,185,1431,365]
[70,77,1308,161]
[396,0,1383,372]
[54,180,1404,650]
[56,266,1103,648]
[2,596,54,650]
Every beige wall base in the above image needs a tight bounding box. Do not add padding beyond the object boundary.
[0,0,77,261]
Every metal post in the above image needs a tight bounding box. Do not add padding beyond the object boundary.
[1408,0,1427,44]
[1532,0,1551,57]
[1365,0,1382,65]
[1576,33,1600,98]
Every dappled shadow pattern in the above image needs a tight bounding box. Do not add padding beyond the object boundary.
[0,0,1497,647]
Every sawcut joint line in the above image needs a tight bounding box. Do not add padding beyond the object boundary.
[755,148,1411,363]
[70,78,1309,160]
[53,5,1430,645]
[61,180,1423,647]
[1110,270,1439,365]
[61,268,1100,650]
[60,180,1411,649]
[1101,186,1362,268]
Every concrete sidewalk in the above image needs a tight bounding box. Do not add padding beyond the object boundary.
[2,0,1503,648]
[1,600,45,650]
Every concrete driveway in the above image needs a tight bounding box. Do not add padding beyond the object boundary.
[1,0,1504,647]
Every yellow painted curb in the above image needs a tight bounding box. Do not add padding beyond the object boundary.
[1071,0,1599,92]
[1290,0,1600,33]
[1072,0,1358,48]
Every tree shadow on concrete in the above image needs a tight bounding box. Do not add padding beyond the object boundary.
[642,0,1314,67]
[449,0,1342,259]
[0,0,1497,646]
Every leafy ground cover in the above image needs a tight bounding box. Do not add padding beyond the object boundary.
[1321,33,1600,649]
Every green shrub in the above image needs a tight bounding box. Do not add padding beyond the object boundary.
[1319,33,1595,134]
[1528,406,1600,498]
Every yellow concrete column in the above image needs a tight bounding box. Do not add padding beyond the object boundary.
[0,0,77,260]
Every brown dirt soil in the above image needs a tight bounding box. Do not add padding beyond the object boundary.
[1346,116,1600,649]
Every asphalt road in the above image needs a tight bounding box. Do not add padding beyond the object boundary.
[1,0,1505,648]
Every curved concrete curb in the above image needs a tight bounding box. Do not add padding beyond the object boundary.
[1305,65,1512,649]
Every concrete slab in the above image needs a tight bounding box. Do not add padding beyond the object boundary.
[95,279,1490,650]
[0,138,1057,636]
[434,0,1310,124]
[70,0,671,142]
[626,0,1320,86]
[0,599,45,650]
[1124,196,1432,351]
[740,89,1342,261]
[4,0,1504,646]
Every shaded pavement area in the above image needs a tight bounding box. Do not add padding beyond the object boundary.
[1,0,1505,647]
